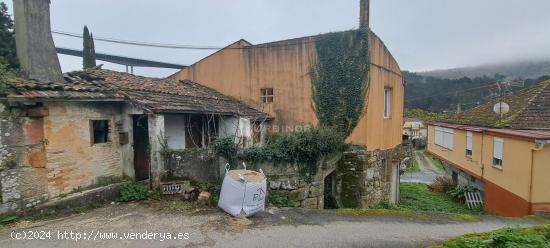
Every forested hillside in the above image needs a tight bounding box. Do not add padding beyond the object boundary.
[418,59,550,80]
[404,71,549,112]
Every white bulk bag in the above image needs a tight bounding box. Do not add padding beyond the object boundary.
[218,163,267,217]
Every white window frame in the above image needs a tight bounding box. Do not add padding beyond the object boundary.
[466,131,473,157]
[435,126,454,150]
[493,137,504,168]
[384,88,392,119]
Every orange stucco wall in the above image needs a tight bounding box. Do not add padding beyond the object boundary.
[427,124,550,216]
[172,32,403,150]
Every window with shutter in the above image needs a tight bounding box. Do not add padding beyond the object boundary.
[466,131,473,157]
[434,127,454,150]
[493,137,504,168]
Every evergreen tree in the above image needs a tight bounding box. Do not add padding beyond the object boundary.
[90,33,96,67]
[0,2,18,69]
[82,26,96,69]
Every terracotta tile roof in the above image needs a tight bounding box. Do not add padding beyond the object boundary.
[6,69,270,119]
[443,81,550,129]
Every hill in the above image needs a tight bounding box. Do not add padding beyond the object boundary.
[404,71,549,112]
[417,59,550,80]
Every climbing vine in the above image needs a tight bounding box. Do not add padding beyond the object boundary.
[211,127,347,182]
[311,28,370,136]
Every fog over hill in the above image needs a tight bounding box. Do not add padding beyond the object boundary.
[404,59,550,112]
[416,59,550,80]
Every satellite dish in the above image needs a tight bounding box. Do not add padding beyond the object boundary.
[493,102,510,115]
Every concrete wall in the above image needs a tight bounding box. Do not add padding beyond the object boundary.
[165,115,186,150]
[218,116,254,147]
[172,32,403,151]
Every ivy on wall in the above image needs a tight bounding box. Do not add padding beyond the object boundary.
[311,28,370,136]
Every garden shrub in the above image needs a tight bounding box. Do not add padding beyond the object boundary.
[119,183,149,202]
[429,176,456,193]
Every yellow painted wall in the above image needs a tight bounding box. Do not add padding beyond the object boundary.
[426,126,483,176]
[481,133,534,201]
[531,145,550,203]
[172,32,403,150]
[427,124,545,202]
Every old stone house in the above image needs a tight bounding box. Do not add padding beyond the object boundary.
[171,0,404,207]
[0,69,270,214]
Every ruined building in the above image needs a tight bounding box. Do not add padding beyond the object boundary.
[171,0,405,207]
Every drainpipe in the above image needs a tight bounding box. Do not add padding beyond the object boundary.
[480,131,485,181]
[529,141,546,214]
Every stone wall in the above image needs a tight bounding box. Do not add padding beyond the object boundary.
[163,146,403,210]
[255,154,342,209]
[338,146,402,208]
[0,103,49,214]
[43,102,125,195]
[0,101,128,214]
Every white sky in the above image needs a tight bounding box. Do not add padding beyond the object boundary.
[4,0,550,77]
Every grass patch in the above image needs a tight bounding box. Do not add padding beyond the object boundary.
[335,208,429,220]
[425,152,445,171]
[433,225,550,248]
[334,208,480,222]
[405,156,421,173]
[398,183,484,215]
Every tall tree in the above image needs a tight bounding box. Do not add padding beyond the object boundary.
[90,33,96,67]
[82,26,96,69]
[0,2,18,69]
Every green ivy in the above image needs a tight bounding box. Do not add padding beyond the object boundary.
[212,127,347,182]
[311,28,370,136]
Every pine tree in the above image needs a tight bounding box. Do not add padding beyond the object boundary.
[0,2,18,69]
[82,26,96,69]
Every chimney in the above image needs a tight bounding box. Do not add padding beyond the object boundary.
[360,0,370,28]
[14,0,63,82]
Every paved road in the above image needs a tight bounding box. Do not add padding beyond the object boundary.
[401,151,444,184]
[0,203,544,248]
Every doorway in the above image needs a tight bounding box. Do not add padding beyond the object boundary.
[324,171,339,209]
[133,115,150,181]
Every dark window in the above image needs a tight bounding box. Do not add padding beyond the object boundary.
[261,88,274,103]
[92,120,110,144]
[493,158,503,167]
[452,171,458,184]
[465,149,473,157]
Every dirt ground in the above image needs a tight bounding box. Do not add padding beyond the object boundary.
[0,202,546,248]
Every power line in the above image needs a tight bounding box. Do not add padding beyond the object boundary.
[52,30,319,50]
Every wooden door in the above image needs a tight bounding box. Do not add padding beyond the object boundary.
[133,115,150,181]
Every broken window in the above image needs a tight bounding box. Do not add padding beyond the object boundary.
[260,88,274,103]
[91,120,110,144]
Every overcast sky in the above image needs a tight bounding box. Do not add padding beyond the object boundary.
[4,0,550,77]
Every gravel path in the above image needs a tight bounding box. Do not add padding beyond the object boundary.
[0,203,545,248]
[401,150,444,184]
